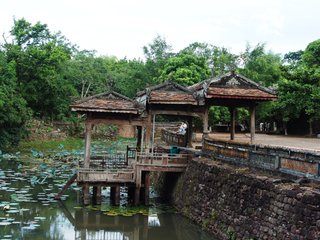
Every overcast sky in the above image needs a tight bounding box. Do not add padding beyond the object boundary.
[1,0,319,59]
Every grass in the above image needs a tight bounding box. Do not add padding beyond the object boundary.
[18,137,137,154]
[18,138,84,153]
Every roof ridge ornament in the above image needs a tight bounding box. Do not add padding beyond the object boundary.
[226,77,240,87]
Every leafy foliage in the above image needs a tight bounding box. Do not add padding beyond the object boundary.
[159,52,211,86]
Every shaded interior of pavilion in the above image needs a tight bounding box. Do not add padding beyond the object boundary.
[71,71,277,158]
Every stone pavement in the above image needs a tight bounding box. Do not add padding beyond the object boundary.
[194,133,320,153]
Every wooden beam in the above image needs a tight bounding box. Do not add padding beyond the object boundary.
[149,110,203,118]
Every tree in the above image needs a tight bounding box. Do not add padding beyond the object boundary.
[143,35,173,81]
[158,52,211,86]
[63,50,108,98]
[4,18,76,119]
[182,42,238,77]
[239,43,282,87]
[0,50,30,150]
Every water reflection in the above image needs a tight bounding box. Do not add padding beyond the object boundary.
[68,208,215,240]
[0,156,217,240]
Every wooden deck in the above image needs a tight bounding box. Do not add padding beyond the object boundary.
[76,148,191,205]
[77,150,189,184]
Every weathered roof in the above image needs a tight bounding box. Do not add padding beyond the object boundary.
[190,72,277,101]
[137,81,198,105]
[207,88,276,100]
[70,91,141,114]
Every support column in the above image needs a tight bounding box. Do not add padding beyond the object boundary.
[229,107,236,140]
[143,172,150,205]
[128,186,135,205]
[134,167,141,206]
[82,184,90,206]
[137,126,142,151]
[134,186,141,206]
[151,114,156,154]
[110,186,120,206]
[84,121,92,168]
[187,117,193,148]
[92,185,102,205]
[250,105,256,143]
[145,114,152,152]
[203,107,209,139]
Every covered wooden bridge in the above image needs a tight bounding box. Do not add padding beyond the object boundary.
[69,71,276,205]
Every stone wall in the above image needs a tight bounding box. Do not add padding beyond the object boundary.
[203,138,320,180]
[172,159,320,240]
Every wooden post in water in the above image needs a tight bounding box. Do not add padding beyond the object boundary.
[82,184,90,205]
[110,186,120,205]
[134,186,140,206]
[143,171,150,205]
[92,185,102,205]
[128,186,135,205]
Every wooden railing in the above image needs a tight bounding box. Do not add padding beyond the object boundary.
[136,152,190,166]
[161,128,187,147]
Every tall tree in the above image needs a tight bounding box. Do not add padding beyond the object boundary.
[4,18,76,119]
[158,52,211,86]
[143,35,173,81]
[0,50,30,149]
[183,42,238,77]
[239,43,282,87]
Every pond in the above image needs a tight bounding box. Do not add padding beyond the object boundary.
[0,142,218,240]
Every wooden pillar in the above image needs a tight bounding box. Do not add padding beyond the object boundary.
[84,122,92,168]
[143,171,150,205]
[137,126,142,151]
[250,105,256,143]
[203,107,209,138]
[134,167,141,205]
[187,117,193,148]
[92,185,102,205]
[229,107,236,140]
[110,186,120,205]
[134,186,140,206]
[128,186,135,205]
[145,114,152,152]
[82,184,90,206]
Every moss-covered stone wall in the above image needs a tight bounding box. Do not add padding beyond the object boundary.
[171,159,320,239]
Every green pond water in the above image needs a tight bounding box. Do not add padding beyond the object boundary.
[0,142,217,240]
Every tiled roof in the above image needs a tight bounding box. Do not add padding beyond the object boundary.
[70,91,140,114]
[149,91,197,105]
[207,87,277,100]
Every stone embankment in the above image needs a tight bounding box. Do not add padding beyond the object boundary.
[172,159,320,240]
